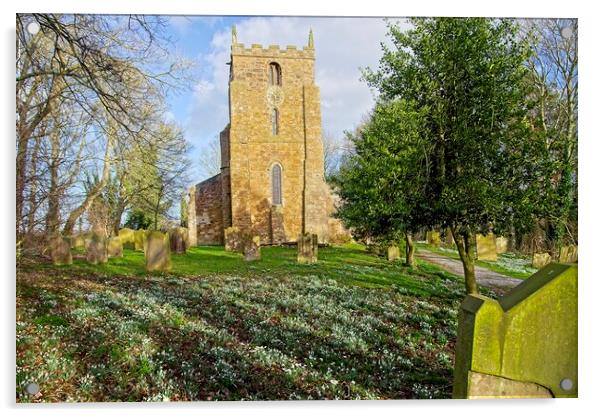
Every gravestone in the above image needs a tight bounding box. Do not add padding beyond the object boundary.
[387,245,400,261]
[444,229,455,248]
[107,237,123,258]
[476,233,497,261]
[118,228,136,249]
[297,233,318,264]
[48,235,72,265]
[453,263,577,399]
[532,252,552,269]
[270,205,286,244]
[134,229,147,251]
[495,236,509,254]
[426,230,441,246]
[169,227,189,254]
[86,232,108,265]
[224,226,242,252]
[243,235,261,261]
[558,245,578,263]
[145,231,171,272]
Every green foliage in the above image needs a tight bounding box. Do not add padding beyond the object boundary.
[332,100,426,245]
[124,209,153,230]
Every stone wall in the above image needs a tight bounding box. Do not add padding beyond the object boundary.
[194,175,224,245]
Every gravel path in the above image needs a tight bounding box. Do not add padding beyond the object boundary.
[417,249,523,294]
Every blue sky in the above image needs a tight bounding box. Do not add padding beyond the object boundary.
[161,16,405,185]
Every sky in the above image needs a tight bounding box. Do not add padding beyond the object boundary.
[162,16,407,185]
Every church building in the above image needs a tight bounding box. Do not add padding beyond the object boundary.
[188,27,346,245]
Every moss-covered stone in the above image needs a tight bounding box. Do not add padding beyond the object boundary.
[297,233,318,264]
[495,236,509,254]
[532,252,552,268]
[224,227,242,252]
[476,233,497,261]
[558,245,577,263]
[133,229,147,251]
[169,227,189,254]
[243,234,261,261]
[107,237,123,258]
[86,233,108,265]
[144,231,171,272]
[48,235,72,265]
[426,230,441,246]
[387,245,400,261]
[118,228,135,249]
[453,263,577,399]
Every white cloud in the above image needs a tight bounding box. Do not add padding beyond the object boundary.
[185,17,409,181]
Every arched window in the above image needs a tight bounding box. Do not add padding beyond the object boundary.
[271,108,279,135]
[269,62,281,86]
[272,164,282,205]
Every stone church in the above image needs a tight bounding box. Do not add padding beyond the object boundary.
[188,28,346,246]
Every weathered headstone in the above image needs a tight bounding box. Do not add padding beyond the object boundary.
[48,235,72,265]
[495,236,509,254]
[297,233,318,264]
[453,263,577,399]
[476,233,497,261]
[107,237,123,258]
[270,205,286,244]
[532,252,552,269]
[243,235,261,261]
[444,229,455,248]
[169,226,189,254]
[145,231,171,272]
[426,230,441,246]
[118,228,135,249]
[387,245,400,261]
[224,226,242,252]
[134,229,147,251]
[558,245,578,263]
[86,233,108,265]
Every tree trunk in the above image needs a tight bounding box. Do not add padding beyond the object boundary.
[46,122,61,236]
[405,232,415,266]
[451,227,479,295]
[62,121,115,236]
[26,135,42,236]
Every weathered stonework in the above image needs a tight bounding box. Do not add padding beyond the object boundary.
[169,227,189,254]
[224,226,243,252]
[145,231,171,272]
[495,236,509,254]
[559,245,578,263]
[476,233,497,261]
[453,264,577,399]
[188,30,348,246]
[107,237,123,258]
[532,252,552,268]
[134,229,147,252]
[427,230,441,246]
[48,235,72,265]
[297,233,318,264]
[86,233,108,265]
[243,235,261,261]
[387,245,400,261]
[118,228,135,249]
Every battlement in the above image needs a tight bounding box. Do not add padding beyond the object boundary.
[230,26,315,59]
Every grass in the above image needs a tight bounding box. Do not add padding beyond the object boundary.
[16,244,486,402]
[416,243,537,280]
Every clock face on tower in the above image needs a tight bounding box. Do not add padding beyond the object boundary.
[266,86,284,107]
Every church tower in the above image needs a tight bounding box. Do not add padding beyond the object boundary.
[220,27,332,243]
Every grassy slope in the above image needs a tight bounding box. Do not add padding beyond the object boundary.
[16,244,487,402]
[415,243,537,280]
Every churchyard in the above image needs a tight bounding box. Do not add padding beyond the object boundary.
[17,242,489,402]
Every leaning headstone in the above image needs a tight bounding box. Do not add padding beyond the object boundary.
[558,245,578,263]
[426,230,441,246]
[453,264,577,399]
[495,237,509,254]
[134,229,147,251]
[48,235,72,265]
[169,227,189,254]
[224,226,242,252]
[532,252,552,269]
[86,233,108,265]
[387,245,400,261]
[297,233,318,264]
[243,235,261,261]
[118,228,136,249]
[476,233,497,261]
[145,231,171,272]
[107,237,123,258]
